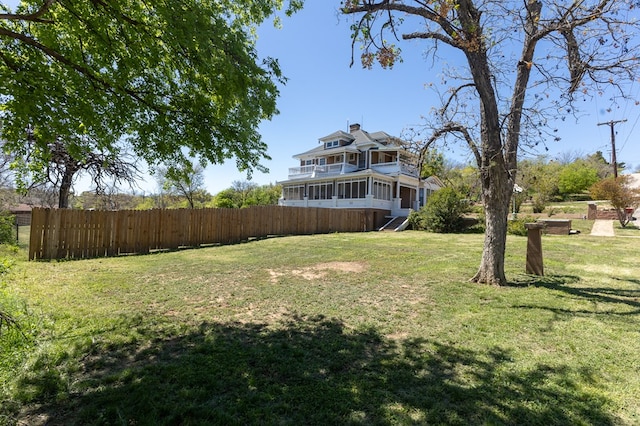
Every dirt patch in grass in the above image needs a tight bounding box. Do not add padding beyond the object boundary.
[268,262,367,283]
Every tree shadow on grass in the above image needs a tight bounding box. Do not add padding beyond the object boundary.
[513,274,640,316]
[613,276,640,287]
[13,314,617,425]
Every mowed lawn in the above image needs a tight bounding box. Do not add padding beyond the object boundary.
[1,224,639,425]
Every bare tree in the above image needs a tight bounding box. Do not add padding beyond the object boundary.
[555,150,585,166]
[155,163,209,209]
[49,141,141,208]
[343,0,640,285]
[14,133,141,208]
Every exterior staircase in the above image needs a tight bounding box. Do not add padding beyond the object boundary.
[379,216,408,232]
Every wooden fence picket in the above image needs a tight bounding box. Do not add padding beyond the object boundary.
[28,205,370,260]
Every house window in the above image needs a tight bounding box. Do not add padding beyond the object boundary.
[308,181,333,200]
[304,159,314,165]
[325,140,340,149]
[283,185,305,200]
[337,179,367,199]
[425,188,434,201]
[373,179,392,201]
[318,158,326,166]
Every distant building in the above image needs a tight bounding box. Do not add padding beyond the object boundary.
[278,123,444,225]
[9,203,33,225]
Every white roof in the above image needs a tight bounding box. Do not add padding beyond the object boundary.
[423,175,446,189]
[318,130,354,143]
[293,126,407,158]
[293,144,360,159]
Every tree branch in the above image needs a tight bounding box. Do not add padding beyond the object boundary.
[344,0,463,51]
[344,0,457,32]
[441,83,476,116]
[504,0,542,174]
[402,31,457,48]
[419,123,481,172]
[0,0,56,23]
[0,26,167,114]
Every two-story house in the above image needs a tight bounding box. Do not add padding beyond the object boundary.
[278,123,443,227]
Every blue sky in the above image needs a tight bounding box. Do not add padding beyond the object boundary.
[4,1,640,195]
[242,2,640,192]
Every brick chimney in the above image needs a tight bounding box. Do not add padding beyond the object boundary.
[349,123,361,133]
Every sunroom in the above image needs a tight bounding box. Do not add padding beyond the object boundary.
[280,172,421,216]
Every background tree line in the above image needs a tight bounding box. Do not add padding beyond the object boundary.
[71,180,282,211]
[0,146,631,214]
[425,148,629,213]
[414,148,639,233]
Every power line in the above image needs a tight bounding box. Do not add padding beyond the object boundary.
[619,112,639,153]
[597,119,627,178]
[617,82,640,152]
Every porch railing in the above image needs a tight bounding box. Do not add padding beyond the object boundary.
[288,163,358,178]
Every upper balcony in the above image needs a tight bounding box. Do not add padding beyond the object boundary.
[370,161,419,177]
[288,163,359,179]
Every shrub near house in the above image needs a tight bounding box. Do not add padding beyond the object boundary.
[409,187,471,233]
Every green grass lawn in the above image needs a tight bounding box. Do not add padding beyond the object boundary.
[614,221,640,237]
[519,200,592,217]
[1,228,639,425]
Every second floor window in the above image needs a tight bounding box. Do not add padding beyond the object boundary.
[325,140,340,149]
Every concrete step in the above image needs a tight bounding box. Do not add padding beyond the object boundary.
[379,216,408,232]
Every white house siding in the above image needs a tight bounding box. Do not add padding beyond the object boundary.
[279,173,423,216]
[278,124,444,217]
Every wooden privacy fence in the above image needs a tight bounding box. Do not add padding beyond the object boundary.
[29,206,368,260]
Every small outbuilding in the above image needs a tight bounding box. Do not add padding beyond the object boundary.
[9,203,33,226]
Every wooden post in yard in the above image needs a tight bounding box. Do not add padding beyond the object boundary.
[525,222,545,276]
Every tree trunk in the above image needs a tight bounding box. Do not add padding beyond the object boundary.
[616,208,629,228]
[471,157,513,286]
[454,2,516,285]
[186,192,195,209]
[58,168,76,209]
[469,0,539,285]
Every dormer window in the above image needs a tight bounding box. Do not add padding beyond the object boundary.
[325,140,340,149]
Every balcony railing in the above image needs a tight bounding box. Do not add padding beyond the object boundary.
[370,161,419,177]
[288,163,358,178]
[400,162,419,177]
[288,162,417,179]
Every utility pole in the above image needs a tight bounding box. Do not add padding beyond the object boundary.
[597,119,627,178]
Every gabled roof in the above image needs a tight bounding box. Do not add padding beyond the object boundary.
[292,124,410,158]
[293,144,360,159]
[368,131,393,141]
[318,130,354,143]
[423,175,446,189]
[350,128,381,148]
